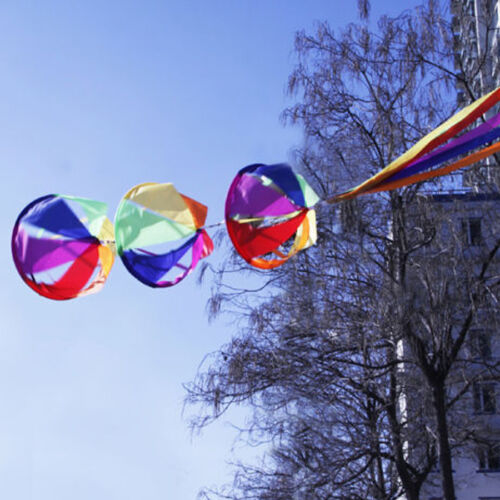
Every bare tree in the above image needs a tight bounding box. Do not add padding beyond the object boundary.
[187,2,500,499]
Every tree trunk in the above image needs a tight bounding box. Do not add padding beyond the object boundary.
[433,380,456,500]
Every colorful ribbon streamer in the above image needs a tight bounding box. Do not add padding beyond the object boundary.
[330,86,500,201]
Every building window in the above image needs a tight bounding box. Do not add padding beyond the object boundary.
[462,217,482,245]
[478,442,500,472]
[470,329,493,359]
[473,382,496,414]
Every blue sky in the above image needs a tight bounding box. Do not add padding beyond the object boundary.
[0,1,422,498]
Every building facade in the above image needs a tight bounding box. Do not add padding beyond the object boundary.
[418,192,500,500]
[451,0,500,187]
[451,0,500,99]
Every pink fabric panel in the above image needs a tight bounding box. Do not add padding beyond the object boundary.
[14,229,93,275]
[228,174,299,217]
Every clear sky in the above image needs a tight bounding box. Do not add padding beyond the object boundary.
[0,1,422,498]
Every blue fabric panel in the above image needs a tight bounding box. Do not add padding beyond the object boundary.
[254,164,305,207]
[23,196,91,239]
[121,234,197,287]
[238,164,264,176]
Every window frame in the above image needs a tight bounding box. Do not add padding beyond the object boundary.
[478,442,500,472]
[473,382,497,414]
[461,216,482,246]
[470,329,493,360]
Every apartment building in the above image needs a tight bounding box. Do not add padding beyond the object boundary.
[417,191,500,500]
